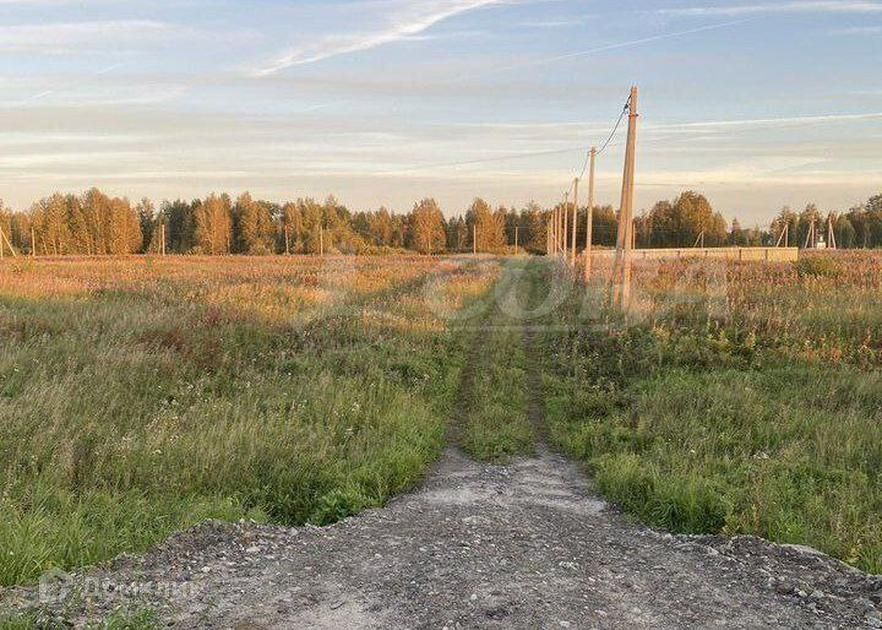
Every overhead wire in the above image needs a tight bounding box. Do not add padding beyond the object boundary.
[545,90,632,208]
[574,92,631,183]
[378,91,633,195]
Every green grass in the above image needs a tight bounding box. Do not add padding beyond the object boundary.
[1,607,158,630]
[540,255,882,573]
[0,257,498,586]
[459,259,537,462]
[460,322,532,461]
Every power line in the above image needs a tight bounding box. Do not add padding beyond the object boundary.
[566,91,631,196]
[378,91,633,186]
[596,98,631,157]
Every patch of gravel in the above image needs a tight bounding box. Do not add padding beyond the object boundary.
[3,447,881,628]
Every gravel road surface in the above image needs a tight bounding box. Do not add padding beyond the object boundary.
[4,446,881,628]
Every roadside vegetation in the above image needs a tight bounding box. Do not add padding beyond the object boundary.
[3,607,158,630]
[541,251,882,573]
[0,255,499,587]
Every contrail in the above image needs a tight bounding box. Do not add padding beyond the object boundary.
[14,62,127,106]
[492,19,751,73]
[95,62,126,75]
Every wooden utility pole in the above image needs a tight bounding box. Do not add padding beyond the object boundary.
[320,225,325,257]
[554,196,564,255]
[556,198,562,256]
[828,216,837,250]
[546,218,551,255]
[804,219,815,249]
[561,192,568,260]
[161,223,167,256]
[0,225,17,258]
[31,227,36,258]
[514,225,519,255]
[570,178,579,266]
[776,223,789,248]
[473,224,478,256]
[284,226,290,255]
[583,147,596,282]
[611,86,640,310]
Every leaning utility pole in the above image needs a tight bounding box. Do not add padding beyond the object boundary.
[583,147,596,282]
[570,177,579,267]
[776,223,789,248]
[828,216,837,250]
[804,219,815,249]
[611,86,640,310]
[0,225,17,259]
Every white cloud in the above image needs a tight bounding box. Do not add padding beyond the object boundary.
[659,1,882,17]
[252,0,510,76]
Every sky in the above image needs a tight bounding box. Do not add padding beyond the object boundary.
[0,0,880,225]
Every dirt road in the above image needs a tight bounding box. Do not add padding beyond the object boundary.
[4,445,881,628]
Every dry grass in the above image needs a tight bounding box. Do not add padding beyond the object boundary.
[0,255,500,587]
[544,251,882,573]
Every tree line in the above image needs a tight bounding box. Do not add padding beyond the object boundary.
[0,189,620,256]
[1,188,880,256]
[769,196,882,249]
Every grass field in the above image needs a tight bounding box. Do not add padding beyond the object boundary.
[3,250,882,601]
[0,255,501,587]
[542,251,882,573]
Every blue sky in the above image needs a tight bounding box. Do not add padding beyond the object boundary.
[0,0,880,224]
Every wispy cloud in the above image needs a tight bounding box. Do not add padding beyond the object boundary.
[0,20,190,53]
[0,0,121,3]
[648,111,882,132]
[659,1,882,17]
[519,16,593,29]
[828,24,882,33]
[5,85,190,109]
[252,0,511,76]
